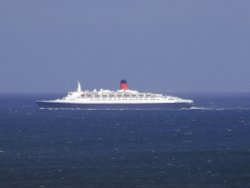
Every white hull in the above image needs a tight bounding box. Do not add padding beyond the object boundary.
[37,80,193,109]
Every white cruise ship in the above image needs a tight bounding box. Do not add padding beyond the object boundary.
[36,80,193,109]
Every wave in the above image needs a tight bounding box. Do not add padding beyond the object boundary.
[39,106,250,111]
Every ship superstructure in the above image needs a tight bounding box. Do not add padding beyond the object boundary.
[37,80,193,109]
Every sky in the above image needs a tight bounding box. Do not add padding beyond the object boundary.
[0,0,250,93]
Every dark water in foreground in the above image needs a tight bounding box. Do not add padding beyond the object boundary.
[0,94,250,188]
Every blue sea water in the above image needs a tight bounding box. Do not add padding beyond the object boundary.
[1,94,250,188]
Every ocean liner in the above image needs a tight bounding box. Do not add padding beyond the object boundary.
[36,80,193,109]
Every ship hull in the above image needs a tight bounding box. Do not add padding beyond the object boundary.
[36,101,192,110]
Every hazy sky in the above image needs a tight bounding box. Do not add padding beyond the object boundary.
[0,0,250,93]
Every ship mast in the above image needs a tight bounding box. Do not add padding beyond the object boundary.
[77,81,82,92]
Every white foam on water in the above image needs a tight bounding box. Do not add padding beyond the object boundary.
[188,106,250,111]
[189,106,214,110]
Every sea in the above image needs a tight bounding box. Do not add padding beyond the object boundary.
[0,93,250,188]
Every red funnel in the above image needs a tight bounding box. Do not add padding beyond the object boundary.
[120,80,128,91]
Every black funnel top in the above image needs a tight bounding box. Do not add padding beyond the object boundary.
[120,80,127,84]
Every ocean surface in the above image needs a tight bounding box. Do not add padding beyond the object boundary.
[1,94,250,188]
